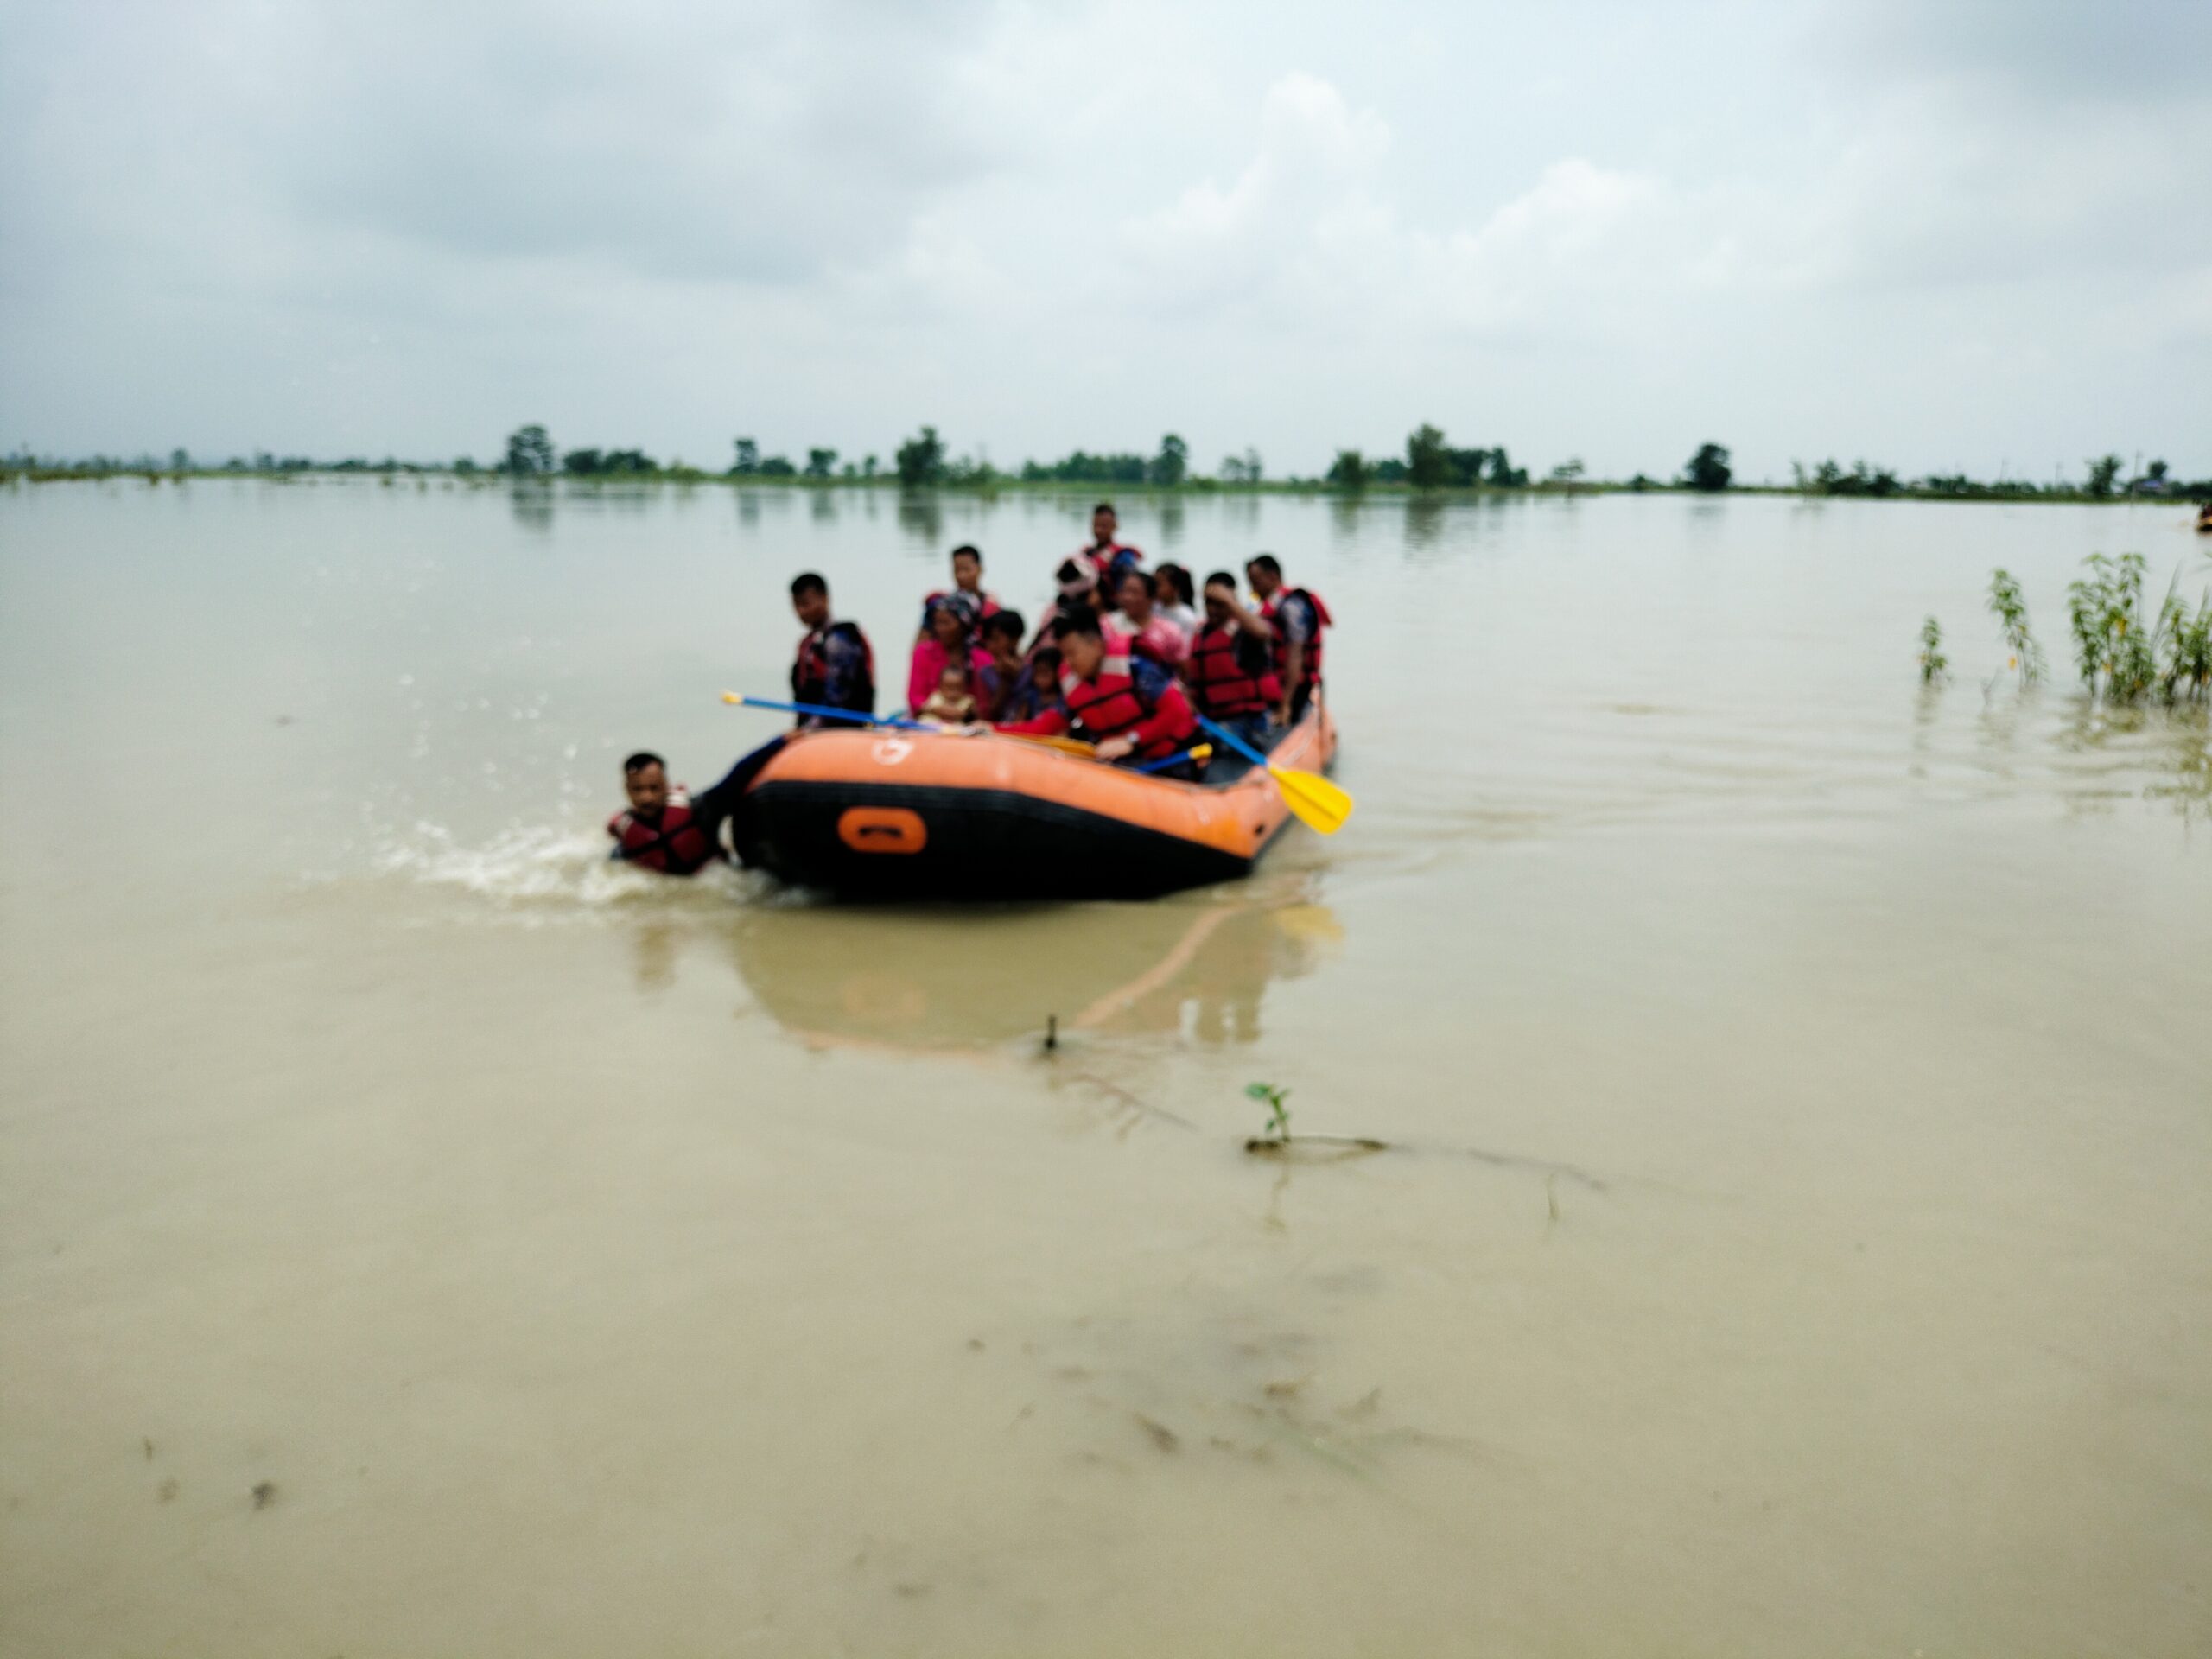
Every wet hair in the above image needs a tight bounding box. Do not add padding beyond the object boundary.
[1052,605,1103,640]
[790,572,828,600]
[1204,569,1238,592]
[950,543,982,568]
[1155,562,1195,607]
[1032,645,1062,672]
[1093,502,1116,518]
[982,608,1025,643]
[1245,553,1282,580]
[623,751,665,774]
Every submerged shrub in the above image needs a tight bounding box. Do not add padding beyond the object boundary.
[1919,617,1948,684]
[1986,569,2044,685]
[2158,585,2212,702]
[2067,553,2159,702]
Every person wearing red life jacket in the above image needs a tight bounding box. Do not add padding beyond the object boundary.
[607,751,724,875]
[1243,552,1332,725]
[1103,565,1189,670]
[789,571,875,728]
[1081,502,1144,599]
[997,607,1199,777]
[1184,569,1281,753]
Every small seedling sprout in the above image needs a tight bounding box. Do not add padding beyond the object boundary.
[1246,1082,1292,1143]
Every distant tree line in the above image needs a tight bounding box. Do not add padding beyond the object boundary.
[11,429,2209,503]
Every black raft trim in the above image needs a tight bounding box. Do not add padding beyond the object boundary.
[736,779,1261,899]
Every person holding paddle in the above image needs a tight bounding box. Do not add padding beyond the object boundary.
[995,607,1200,777]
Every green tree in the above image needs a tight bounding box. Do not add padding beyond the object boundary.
[805,447,838,479]
[1326,449,1370,489]
[2084,454,2122,498]
[759,455,797,477]
[1148,433,1188,486]
[731,437,760,474]
[895,426,944,486]
[1548,458,1586,483]
[1685,442,1732,492]
[1407,423,1449,489]
[504,424,555,476]
[169,448,190,472]
[563,448,602,475]
[453,457,479,475]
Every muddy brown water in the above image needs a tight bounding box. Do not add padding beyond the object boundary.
[3,478,2208,1656]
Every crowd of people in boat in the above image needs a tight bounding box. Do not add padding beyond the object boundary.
[611,502,1331,874]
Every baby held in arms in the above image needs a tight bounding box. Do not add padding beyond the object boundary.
[918,659,978,724]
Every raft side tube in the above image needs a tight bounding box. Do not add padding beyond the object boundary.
[734,704,1336,899]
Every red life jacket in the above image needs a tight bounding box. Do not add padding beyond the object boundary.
[609,792,720,875]
[1058,651,1189,761]
[1187,623,1280,717]
[1258,587,1332,692]
[791,620,876,714]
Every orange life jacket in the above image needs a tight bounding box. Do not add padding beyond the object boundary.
[609,792,720,875]
[1187,623,1279,717]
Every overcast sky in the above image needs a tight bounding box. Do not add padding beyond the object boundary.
[3,0,2207,481]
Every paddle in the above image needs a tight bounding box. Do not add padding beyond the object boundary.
[725,693,1097,755]
[1195,715,1353,835]
[721,693,931,731]
[1005,731,1098,757]
[1135,743,1212,775]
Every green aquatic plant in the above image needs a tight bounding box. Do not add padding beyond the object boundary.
[1918,616,1948,684]
[1986,569,2044,685]
[2067,553,2158,702]
[1246,1082,1292,1144]
[2158,586,2212,701]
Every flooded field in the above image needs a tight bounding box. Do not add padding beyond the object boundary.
[3,478,2208,1656]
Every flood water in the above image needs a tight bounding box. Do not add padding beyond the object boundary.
[3,476,2208,1656]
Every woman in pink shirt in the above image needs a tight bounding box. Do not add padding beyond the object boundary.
[906,599,994,716]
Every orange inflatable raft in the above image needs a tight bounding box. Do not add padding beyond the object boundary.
[733,705,1338,899]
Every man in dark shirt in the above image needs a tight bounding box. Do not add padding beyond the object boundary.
[789,571,875,726]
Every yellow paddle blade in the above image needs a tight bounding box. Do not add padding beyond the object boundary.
[1266,762,1353,836]
[1007,731,1096,757]
[721,690,742,702]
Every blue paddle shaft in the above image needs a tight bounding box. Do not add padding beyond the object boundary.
[1196,714,1268,768]
[1135,745,1205,774]
[739,695,931,732]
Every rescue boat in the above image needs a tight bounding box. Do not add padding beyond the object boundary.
[732,704,1338,899]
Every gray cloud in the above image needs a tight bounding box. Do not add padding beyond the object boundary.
[2,0,2206,479]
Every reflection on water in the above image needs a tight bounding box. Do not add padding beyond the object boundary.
[898,489,943,546]
[720,876,1341,1055]
[507,479,554,533]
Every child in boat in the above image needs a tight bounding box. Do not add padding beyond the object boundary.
[975,609,1027,717]
[997,644,1060,723]
[919,659,979,724]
